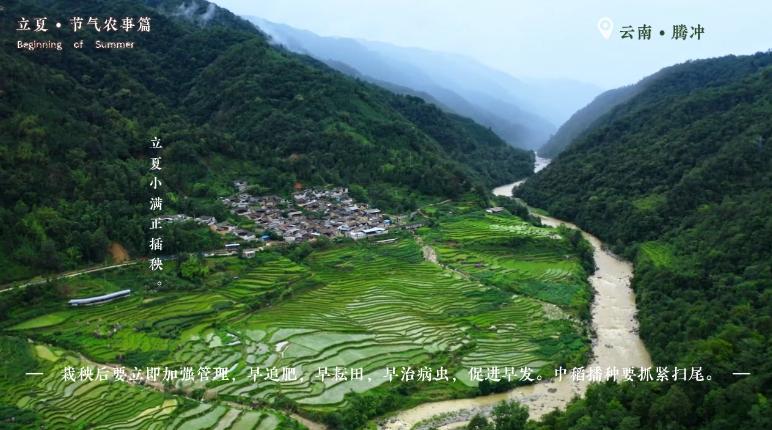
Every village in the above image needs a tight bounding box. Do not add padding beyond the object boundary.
[161,181,393,250]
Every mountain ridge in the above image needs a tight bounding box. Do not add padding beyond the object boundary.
[249,16,603,150]
[540,52,772,157]
[0,0,533,280]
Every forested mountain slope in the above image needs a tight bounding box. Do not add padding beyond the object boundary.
[250,17,600,150]
[538,84,639,158]
[520,52,772,429]
[539,53,772,158]
[0,0,532,281]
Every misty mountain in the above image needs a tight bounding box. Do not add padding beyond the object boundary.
[539,51,772,158]
[538,84,641,158]
[359,38,601,126]
[248,17,602,150]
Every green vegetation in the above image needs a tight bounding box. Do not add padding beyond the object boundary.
[538,52,772,158]
[0,0,533,283]
[637,241,675,269]
[519,52,772,429]
[467,401,530,430]
[420,211,592,318]
[2,203,592,429]
[0,336,300,430]
[8,311,70,330]
[538,84,641,158]
[531,380,770,430]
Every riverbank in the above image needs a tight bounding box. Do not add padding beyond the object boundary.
[492,153,550,197]
[379,181,650,430]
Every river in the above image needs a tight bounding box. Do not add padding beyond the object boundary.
[379,157,651,430]
[492,153,551,196]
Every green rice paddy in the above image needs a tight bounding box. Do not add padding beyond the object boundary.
[422,213,590,312]
[0,337,295,430]
[2,206,592,428]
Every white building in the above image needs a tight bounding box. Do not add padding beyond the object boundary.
[362,227,386,236]
[349,231,366,240]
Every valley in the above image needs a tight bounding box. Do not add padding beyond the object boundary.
[2,1,769,429]
[1,196,597,429]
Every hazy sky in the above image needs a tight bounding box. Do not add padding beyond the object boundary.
[213,0,771,88]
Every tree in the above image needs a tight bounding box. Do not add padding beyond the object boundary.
[491,401,529,430]
[179,254,208,282]
[467,414,491,430]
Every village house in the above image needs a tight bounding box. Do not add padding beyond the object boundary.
[195,215,217,225]
[233,180,248,193]
[348,231,366,240]
[235,230,257,241]
[362,227,386,236]
[219,183,389,243]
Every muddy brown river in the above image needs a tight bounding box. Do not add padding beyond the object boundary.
[378,178,651,430]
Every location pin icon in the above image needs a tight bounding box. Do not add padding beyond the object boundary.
[598,17,614,39]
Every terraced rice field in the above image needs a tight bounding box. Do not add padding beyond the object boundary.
[220,258,309,301]
[213,240,580,408]
[424,213,590,311]
[0,340,294,430]
[17,287,241,365]
[5,208,591,426]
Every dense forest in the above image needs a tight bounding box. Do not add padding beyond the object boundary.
[518,52,772,429]
[537,84,640,158]
[0,0,533,282]
[538,53,772,158]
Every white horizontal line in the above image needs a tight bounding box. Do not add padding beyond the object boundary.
[25,372,44,375]
[732,372,751,375]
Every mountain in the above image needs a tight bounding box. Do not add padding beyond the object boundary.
[538,84,640,158]
[0,0,533,281]
[249,17,603,150]
[539,53,772,158]
[519,52,772,429]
